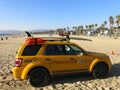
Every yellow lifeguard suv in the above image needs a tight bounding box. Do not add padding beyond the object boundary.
[12,32,112,87]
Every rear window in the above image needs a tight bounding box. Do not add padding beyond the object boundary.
[22,45,42,56]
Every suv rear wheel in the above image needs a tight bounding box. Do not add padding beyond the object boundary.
[92,63,108,78]
[28,68,49,87]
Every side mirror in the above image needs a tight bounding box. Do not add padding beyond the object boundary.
[80,52,83,55]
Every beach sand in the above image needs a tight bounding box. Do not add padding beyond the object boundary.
[0,35,120,90]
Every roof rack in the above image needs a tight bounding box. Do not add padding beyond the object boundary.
[25,31,70,42]
[25,31,92,42]
[41,37,67,41]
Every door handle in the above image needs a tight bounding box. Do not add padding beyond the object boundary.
[69,58,74,60]
[46,58,51,61]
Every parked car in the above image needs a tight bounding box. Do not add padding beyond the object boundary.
[12,33,112,87]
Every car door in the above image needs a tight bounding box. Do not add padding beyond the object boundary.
[65,44,93,72]
[44,44,73,74]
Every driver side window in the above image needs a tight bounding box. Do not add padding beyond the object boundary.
[65,45,85,55]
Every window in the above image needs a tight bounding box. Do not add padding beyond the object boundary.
[44,44,86,56]
[65,45,85,55]
[22,45,42,56]
[44,44,64,55]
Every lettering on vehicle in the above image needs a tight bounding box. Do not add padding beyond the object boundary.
[49,61,76,64]
[77,60,84,64]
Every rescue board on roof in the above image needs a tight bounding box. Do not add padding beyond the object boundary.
[25,31,92,42]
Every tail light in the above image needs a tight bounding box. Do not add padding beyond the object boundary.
[15,58,23,67]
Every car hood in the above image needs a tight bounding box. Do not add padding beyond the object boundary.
[87,51,108,58]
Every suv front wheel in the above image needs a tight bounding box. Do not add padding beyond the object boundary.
[28,68,49,87]
[92,63,108,78]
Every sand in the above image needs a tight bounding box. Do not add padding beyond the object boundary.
[0,35,120,90]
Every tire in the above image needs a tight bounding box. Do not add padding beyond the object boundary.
[28,68,49,87]
[92,63,108,79]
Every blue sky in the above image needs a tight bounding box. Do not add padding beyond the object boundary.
[0,0,120,30]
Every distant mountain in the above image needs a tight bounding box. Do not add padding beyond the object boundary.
[0,30,24,35]
[30,29,50,33]
[0,29,50,35]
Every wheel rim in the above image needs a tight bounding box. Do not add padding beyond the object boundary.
[94,64,108,78]
[29,70,48,87]
[31,72,46,85]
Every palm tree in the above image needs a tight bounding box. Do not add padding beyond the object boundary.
[97,27,101,34]
[115,15,120,38]
[72,26,77,30]
[81,26,84,34]
[86,25,89,29]
[78,26,81,35]
[89,25,92,32]
[88,25,92,36]
[95,24,98,31]
[116,15,120,19]
[72,26,77,35]
[63,28,66,31]
[67,27,69,30]
[78,25,84,34]
[92,24,94,29]
[95,24,97,27]
[109,16,114,38]
[103,21,107,27]
[56,28,64,35]
[99,24,105,34]
[85,25,89,35]
[99,26,103,33]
